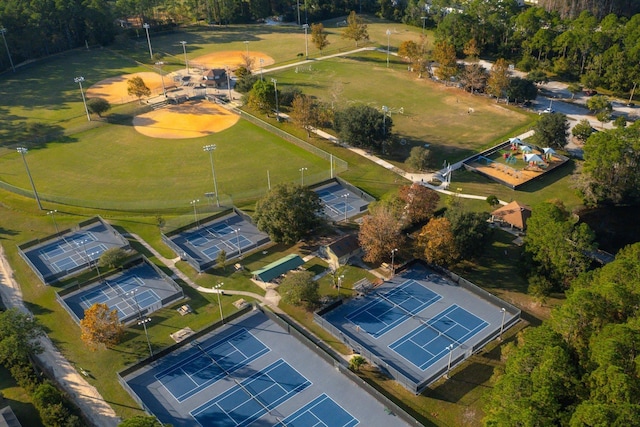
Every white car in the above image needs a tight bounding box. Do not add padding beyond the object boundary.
[539,107,554,115]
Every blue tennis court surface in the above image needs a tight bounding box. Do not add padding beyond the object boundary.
[121,310,411,427]
[281,394,359,427]
[389,304,488,370]
[163,212,271,272]
[191,359,311,427]
[58,260,184,325]
[317,263,521,393]
[313,182,371,222]
[347,280,441,338]
[18,217,131,284]
[156,329,269,402]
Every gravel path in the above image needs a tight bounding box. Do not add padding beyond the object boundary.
[0,245,120,427]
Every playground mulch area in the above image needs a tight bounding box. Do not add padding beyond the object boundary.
[467,150,567,188]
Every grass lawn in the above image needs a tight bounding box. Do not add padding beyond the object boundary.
[0,366,44,427]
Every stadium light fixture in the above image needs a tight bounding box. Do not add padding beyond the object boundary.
[271,78,279,121]
[0,27,15,72]
[341,193,349,221]
[143,23,153,59]
[155,62,166,97]
[302,24,309,59]
[446,344,454,378]
[190,199,200,228]
[74,76,91,122]
[128,289,153,357]
[499,307,507,340]
[299,167,307,186]
[180,41,189,74]
[391,248,398,277]
[47,210,60,235]
[386,29,391,68]
[215,282,224,323]
[203,145,220,207]
[16,147,42,210]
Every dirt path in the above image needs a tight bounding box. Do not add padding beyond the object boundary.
[0,245,120,427]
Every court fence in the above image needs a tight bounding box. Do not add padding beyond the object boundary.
[256,305,423,425]
[117,304,254,415]
[17,216,131,285]
[314,260,523,394]
[161,207,270,273]
[55,255,185,325]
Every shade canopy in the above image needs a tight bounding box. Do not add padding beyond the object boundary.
[524,153,544,163]
[520,145,533,153]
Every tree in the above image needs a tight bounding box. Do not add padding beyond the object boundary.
[524,200,595,287]
[567,83,582,99]
[0,309,44,368]
[526,69,549,84]
[358,205,405,264]
[463,38,480,60]
[216,249,227,271]
[127,77,151,103]
[234,66,259,93]
[254,183,324,245]
[80,303,124,350]
[572,119,594,143]
[432,40,458,82]
[289,94,318,138]
[247,79,276,115]
[460,63,488,93]
[587,95,613,128]
[118,416,164,427]
[278,271,319,309]
[397,183,439,227]
[349,355,367,372]
[417,217,459,267]
[398,37,429,78]
[341,11,369,47]
[405,146,431,171]
[486,195,500,207]
[334,105,388,151]
[487,58,511,101]
[311,23,329,52]
[507,77,538,104]
[86,98,111,117]
[579,124,640,205]
[532,112,569,149]
[445,210,492,260]
[98,247,129,269]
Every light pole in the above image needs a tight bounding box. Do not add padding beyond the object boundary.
[190,199,200,228]
[0,27,15,72]
[391,248,398,277]
[16,147,42,210]
[421,17,427,34]
[382,105,389,136]
[215,282,224,323]
[203,144,220,207]
[226,66,232,100]
[499,308,507,340]
[128,290,153,357]
[296,0,301,25]
[338,274,344,296]
[74,76,91,122]
[271,78,279,121]
[445,344,454,378]
[259,58,264,81]
[243,40,249,58]
[143,23,153,60]
[299,167,307,186]
[234,228,242,256]
[180,41,188,74]
[155,62,166,97]
[386,29,391,68]
[341,193,349,221]
[47,210,60,235]
[302,24,309,59]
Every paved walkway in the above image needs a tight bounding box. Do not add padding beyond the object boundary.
[0,246,120,427]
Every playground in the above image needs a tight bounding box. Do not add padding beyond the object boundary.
[464,139,569,189]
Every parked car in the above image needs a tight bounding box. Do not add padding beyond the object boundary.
[539,107,554,115]
[584,89,598,96]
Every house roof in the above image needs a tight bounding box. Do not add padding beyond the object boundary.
[205,68,226,79]
[327,235,360,258]
[251,254,304,282]
[491,201,532,230]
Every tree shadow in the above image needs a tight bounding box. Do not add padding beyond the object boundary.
[427,361,495,403]
[0,226,19,239]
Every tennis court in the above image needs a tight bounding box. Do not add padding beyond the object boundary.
[346,280,441,338]
[58,259,184,324]
[317,263,520,393]
[389,304,488,370]
[121,310,412,427]
[18,217,130,284]
[163,212,270,272]
[313,182,370,222]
